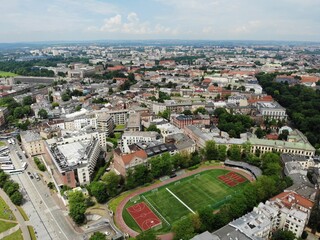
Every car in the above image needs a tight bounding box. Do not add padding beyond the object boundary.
[30,175,34,179]
[170,173,177,178]
[27,172,31,175]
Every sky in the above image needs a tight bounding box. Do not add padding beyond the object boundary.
[1,0,320,43]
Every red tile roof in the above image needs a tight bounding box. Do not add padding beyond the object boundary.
[271,191,314,210]
[300,75,320,83]
[121,150,148,165]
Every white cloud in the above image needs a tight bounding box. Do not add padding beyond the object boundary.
[93,12,177,35]
[101,15,122,32]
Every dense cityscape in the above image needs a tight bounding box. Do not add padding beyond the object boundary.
[1,1,320,240]
[0,41,319,240]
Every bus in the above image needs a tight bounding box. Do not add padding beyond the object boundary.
[0,156,11,161]
[0,165,15,170]
[0,160,12,165]
[6,169,24,175]
[22,162,28,170]
[0,146,9,153]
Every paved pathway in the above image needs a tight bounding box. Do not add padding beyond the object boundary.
[0,224,20,239]
[0,189,31,240]
[114,165,255,239]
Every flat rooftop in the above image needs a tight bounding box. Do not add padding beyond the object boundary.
[57,141,90,165]
[21,131,42,142]
[127,112,140,128]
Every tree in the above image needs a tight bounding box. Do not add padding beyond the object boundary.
[89,232,106,240]
[173,216,196,240]
[62,93,71,101]
[146,124,161,134]
[204,140,218,160]
[4,181,19,196]
[0,171,9,188]
[158,109,170,120]
[22,96,33,106]
[271,230,295,240]
[68,191,87,225]
[132,164,152,186]
[51,102,59,108]
[278,129,289,141]
[198,207,217,231]
[255,127,266,139]
[13,107,24,119]
[22,105,31,115]
[101,172,120,197]
[182,109,193,115]
[193,107,207,115]
[301,231,308,239]
[10,191,23,205]
[217,145,227,161]
[88,182,109,203]
[38,109,48,119]
[149,153,173,178]
[136,230,157,240]
[75,105,82,111]
[228,145,242,161]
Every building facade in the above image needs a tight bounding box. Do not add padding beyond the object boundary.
[20,131,45,156]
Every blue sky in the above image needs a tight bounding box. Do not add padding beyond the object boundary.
[1,0,319,42]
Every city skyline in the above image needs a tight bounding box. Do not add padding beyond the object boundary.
[1,0,320,43]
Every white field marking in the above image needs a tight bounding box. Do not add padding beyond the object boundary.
[165,188,195,214]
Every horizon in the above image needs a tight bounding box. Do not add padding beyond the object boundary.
[1,0,320,43]
[1,38,320,45]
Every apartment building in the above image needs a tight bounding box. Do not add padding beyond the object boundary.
[96,113,114,136]
[113,148,148,176]
[45,136,101,187]
[172,114,210,129]
[126,112,141,132]
[184,125,315,157]
[20,131,45,156]
[196,191,314,240]
[256,101,287,120]
[121,131,161,154]
[0,107,8,127]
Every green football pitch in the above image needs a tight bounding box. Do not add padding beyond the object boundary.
[123,169,249,231]
[0,71,17,77]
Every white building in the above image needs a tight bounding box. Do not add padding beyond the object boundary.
[121,131,161,154]
[256,101,287,120]
[45,135,101,187]
[227,95,248,107]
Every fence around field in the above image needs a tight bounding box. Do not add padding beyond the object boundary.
[141,195,171,227]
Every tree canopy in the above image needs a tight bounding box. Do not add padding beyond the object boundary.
[257,72,320,148]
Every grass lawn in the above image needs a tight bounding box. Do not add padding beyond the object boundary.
[0,141,6,147]
[0,71,17,77]
[109,191,134,212]
[123,169,249,233]
[3,228,23,240]
[27,226,36,240]
[0,197,15,220]
[17,206,29,221]
[115,124,125,130]
[0,220,17,233]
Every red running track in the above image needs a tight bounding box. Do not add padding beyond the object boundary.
[114,165,255,240]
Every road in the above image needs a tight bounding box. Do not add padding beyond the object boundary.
[8,141,82,240]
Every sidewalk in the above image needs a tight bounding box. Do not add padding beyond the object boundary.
[0,189,31,240]
[0,224,20,239]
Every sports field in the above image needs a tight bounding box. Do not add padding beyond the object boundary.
[123,169,249,232]
[0,71,17,77]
